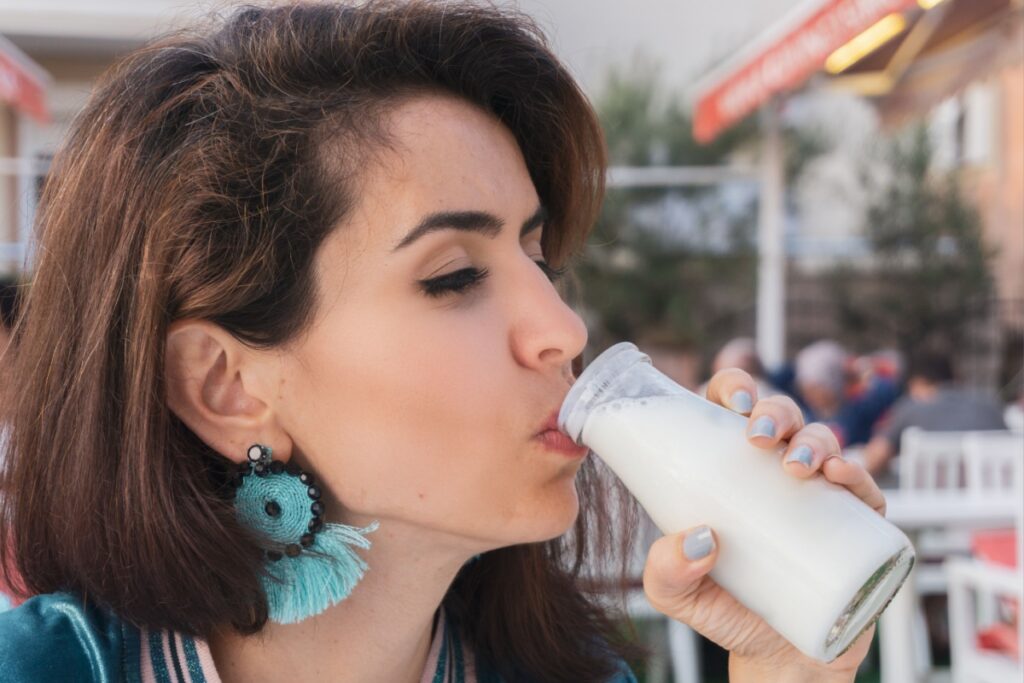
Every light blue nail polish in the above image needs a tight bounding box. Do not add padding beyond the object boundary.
[729,390,753,414]
[786,445,814,468]
[750,415,776,439]
[683,526,715,560]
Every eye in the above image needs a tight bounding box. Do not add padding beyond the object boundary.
[418,267,490,298]
[417,261,565,299]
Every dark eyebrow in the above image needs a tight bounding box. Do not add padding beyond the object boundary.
[392,204,548,252]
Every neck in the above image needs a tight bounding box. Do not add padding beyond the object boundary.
[209,517,475,683]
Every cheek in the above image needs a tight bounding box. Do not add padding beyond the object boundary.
[280,301,525,520]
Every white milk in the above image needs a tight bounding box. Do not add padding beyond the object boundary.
[560,343,914,662]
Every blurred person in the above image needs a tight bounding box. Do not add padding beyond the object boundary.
[863,350,1007,480]
[699,337,781,408]
[773,340,900,448]
[850,349,904,399]
[0,3,888,681]
[794,340,848,419]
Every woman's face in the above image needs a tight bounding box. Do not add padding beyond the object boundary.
[267,94,589,554]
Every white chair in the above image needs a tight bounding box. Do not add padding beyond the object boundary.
[891,429,1016,681]
[1004,404,1023,434]
[945,445,1023,683]
[901,428,975,492]
[960,432,1024,630]
[964,432,1024,497]
[900,429,1014,560]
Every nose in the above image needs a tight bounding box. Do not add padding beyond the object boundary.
[508,258,588,374]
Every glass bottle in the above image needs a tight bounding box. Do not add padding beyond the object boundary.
[559,343,915,662]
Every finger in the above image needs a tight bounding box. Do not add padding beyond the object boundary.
[705,368,758,415]
[821,456,887,516]
[781,423,842,479]
[746,394,805,448]
[642,525,718,611]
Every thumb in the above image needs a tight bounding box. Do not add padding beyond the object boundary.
[642,525,718,613]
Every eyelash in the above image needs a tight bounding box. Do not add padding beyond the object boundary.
[419,261,566,298]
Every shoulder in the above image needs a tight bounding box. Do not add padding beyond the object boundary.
[884,395,919,425]
[943,388,1005,411]
[0,592,139,683]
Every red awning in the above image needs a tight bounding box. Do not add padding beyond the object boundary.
[0,34,50,124]
[693,0,919,143]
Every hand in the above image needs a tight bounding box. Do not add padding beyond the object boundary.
[641,369,887,679]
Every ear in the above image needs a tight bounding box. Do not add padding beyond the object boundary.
[165,319,291,464]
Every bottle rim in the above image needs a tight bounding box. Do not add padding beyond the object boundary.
[558,342,652,443]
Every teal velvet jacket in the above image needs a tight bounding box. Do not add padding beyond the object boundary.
[0,593,639,682]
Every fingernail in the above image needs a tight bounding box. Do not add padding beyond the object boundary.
[729,390,753,414]
[750,415,776,439]
[682,526,715,560]
[786,445,814,468]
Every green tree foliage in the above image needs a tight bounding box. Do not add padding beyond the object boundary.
[576,62,826,356]
[831,125,994,357]
[575,62,759,354]
[573,62,765,358]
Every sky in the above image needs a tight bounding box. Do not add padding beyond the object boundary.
[0,0,805,98]
[510,0,805,98]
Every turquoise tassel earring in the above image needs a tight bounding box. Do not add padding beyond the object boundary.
[229,444,379,624]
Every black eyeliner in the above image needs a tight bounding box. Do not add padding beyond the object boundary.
[417,260,565,299]
[418,267,489,298]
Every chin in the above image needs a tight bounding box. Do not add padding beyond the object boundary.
[529,481,581,543]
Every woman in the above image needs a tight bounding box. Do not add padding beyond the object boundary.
[0,2,886,681]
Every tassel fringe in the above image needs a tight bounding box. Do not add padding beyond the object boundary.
[262,520,380,624]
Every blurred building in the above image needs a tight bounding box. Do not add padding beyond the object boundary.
[690,0,1023,389]
[0,0,230,274]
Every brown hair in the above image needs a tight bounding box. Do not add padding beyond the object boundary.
[0,2,646,679]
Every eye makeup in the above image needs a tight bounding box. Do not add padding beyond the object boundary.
[417,260,565,298]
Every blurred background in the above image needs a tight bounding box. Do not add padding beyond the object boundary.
[0,1,1021,681]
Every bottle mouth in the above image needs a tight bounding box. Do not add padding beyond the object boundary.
[823,545,916,661]
[558,343,653,444]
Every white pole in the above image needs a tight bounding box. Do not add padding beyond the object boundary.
[756,101,786,369]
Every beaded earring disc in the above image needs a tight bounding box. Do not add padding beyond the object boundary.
[229,444,380,624]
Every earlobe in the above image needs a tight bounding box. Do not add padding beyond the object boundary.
[164,320,291,463]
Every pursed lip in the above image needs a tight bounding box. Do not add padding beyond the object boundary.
[534,409,589,457]
[538,410,561,435]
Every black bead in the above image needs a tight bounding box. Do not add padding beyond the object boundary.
[267,550,283,562]
[300,533,315,547]
[307,485,321,500]
[308,517,324,533]
[269,461,285,475]
[285,544,302,558]
[254,463,268,477]
[299,472,314,486]
[310,501,325,517]
[237,461,252,474]
[285,462,301,476]
[264,500,281,517]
